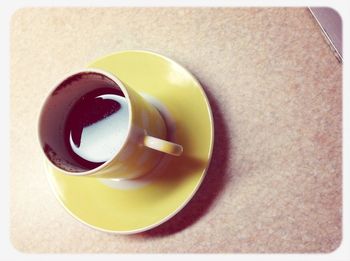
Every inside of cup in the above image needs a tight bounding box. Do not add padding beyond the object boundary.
[38,71,129,173]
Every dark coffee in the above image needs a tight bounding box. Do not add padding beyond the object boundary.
[66,88,129,168]
[39,72,129,172]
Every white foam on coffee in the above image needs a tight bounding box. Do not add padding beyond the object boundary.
[69,94,129,163]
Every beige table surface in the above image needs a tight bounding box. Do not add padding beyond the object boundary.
[10,8,342,253]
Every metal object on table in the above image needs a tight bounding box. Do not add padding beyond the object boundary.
[309,7,342,62]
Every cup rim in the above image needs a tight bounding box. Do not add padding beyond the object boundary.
[38,68,134,176]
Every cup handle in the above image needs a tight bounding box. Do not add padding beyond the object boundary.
[143,135,183,156]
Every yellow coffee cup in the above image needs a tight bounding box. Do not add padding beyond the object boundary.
[38,69,183,179]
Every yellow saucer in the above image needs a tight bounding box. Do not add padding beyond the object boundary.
[46,50,214,234]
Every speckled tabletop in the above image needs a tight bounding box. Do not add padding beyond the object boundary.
[10,8,342,253]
